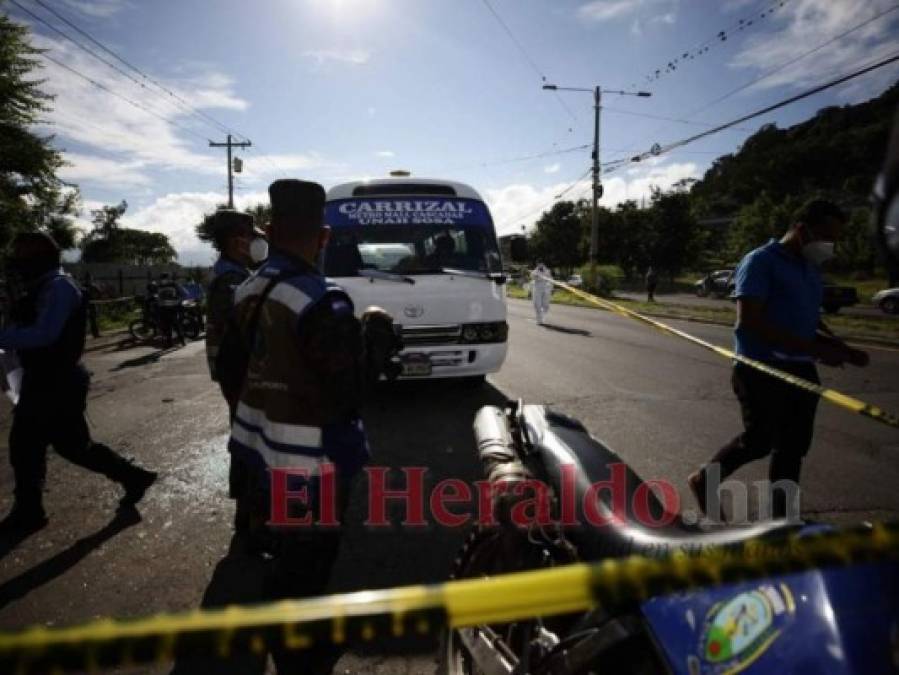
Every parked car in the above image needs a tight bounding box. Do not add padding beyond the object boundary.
[872,288,899,314]
[694,269,733,298]
[566,274,583,288]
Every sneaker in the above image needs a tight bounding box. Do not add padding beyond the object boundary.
[119,468,158,508]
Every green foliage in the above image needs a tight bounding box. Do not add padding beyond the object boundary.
[81,200,176,264]
[195,203,229,247]
[836,208,877,274]
[529,200,587,274]
[90,200,127,238]
[646,188,705,278]
[0,11,78,250]
[691,84,898,217]
[195,202,268,250]
[244,202,270,229]
[725,193,800,261]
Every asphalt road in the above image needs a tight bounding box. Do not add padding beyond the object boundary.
[0,301,897,673]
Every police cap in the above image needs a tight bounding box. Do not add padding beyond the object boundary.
[269,179,325,230]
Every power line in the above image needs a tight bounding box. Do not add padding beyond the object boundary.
[633,0,790,88]
[613,52,899,173]
[611,2,899,163]
[38,52,212,143]
[602,106,753,133]
[497,166,592,230]
[479,0,579,124]
[27,0,251,143]
[684,3,899,119]
[7,0,191,124]
[244,145,287,177]
[436,142,592,173]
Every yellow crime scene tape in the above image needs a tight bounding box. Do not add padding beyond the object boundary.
[549,280,899,430]
[0,522,896,672]
[1,281,897,672]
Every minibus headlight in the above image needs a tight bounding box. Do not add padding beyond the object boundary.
[461,322,508,344]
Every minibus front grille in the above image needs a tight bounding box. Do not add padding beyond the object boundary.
[399,324,462,346]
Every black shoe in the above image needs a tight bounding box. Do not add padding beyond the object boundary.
[119,468,158,508]
[0,507,48,535]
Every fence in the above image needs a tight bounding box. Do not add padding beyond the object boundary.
[62,263,211,298]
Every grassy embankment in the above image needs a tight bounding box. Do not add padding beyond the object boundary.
[507,285,899,345]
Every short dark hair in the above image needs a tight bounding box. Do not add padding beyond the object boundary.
[794,199,845,228]
[208,210,254,251]
[12,231,61,265]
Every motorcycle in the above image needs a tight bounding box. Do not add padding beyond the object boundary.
[441,401,899,674]
[129,295,203,345]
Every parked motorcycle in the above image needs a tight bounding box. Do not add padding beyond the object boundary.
[441,401,899,674]
[129,295,203,345]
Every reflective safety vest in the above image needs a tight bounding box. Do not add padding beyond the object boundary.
[205,256,249,381]
[227,252,369,482]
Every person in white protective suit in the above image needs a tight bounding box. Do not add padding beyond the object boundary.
[530,262,553,325]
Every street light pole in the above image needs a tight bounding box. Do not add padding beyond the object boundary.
[591,86,601,270]
[542,83,650,287]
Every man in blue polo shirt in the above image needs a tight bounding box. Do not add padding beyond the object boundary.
[689,200,869,521]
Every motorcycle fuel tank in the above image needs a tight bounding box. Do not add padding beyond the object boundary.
[641,557,899,674]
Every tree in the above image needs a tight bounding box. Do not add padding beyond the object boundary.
[646,188,704,278]
[726,193,800,261]
[244,202,270,229]
[0,11,79,250]
[195,203,229,245]
[834,207,876,275]
[80,200,175,264]
[90,200,127,238]
[528,200,587,274]
[195,201,268,247]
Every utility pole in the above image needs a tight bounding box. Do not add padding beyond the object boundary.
[592,86,601,269]
[209,134,252,209]
[542,84,651,284]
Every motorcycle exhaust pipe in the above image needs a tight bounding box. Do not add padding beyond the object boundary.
[473,405,532,526]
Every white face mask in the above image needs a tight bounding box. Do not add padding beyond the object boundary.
[249,237,269,263]
[802,240,835,266]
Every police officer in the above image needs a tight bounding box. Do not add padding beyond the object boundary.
[204,209,266,532]
[205,209,266,410]
[155,273,186,347]
[227,179,395,673]
[0,232,157,534]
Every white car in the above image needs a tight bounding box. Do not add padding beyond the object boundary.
[872,288,899,314]
[566,274,583,288]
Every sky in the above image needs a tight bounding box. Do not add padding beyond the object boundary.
[5,0,899,264]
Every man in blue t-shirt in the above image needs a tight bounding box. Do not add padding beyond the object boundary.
[688,200,868,520]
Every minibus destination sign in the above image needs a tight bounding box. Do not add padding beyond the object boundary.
[326,198,491,227]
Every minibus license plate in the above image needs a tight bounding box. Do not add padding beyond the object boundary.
[402,353,432,376]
